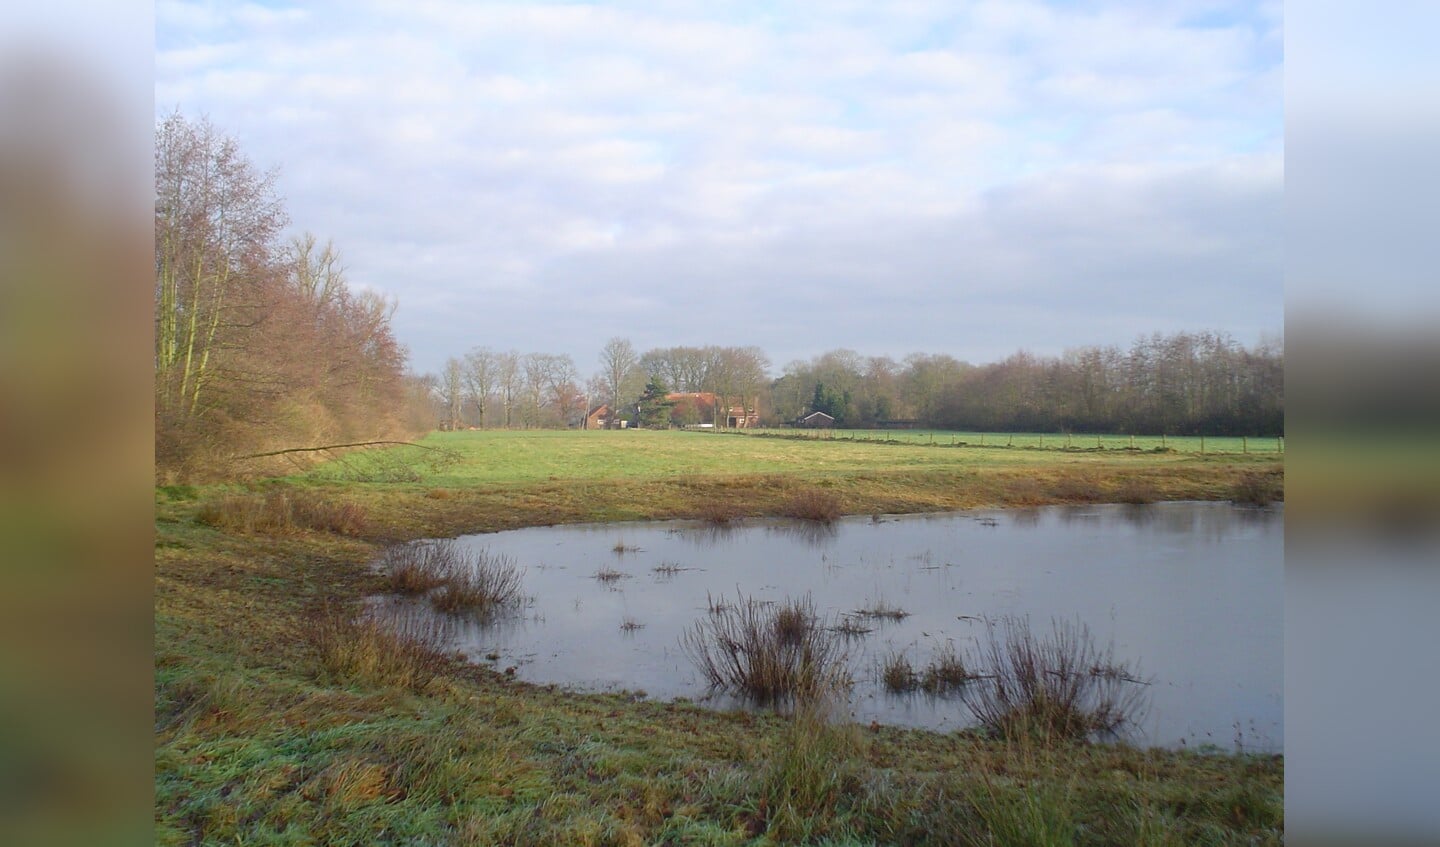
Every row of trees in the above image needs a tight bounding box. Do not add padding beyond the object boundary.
[772,332,1283,435]
[155,112,414,478]
[430,340,774,430]
[425,330,1281,435]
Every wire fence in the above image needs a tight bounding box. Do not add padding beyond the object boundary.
[735,428,1284,455]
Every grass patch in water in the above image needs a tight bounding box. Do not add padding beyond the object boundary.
[683,593,850,705]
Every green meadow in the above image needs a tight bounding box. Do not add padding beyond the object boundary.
[157,430,1283,845]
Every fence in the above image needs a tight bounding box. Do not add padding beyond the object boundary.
[737,428,1284,455]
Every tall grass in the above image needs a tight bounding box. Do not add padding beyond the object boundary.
[430,549,526,616]
[379,541,454,594]
[962,616,1150,742]
[307,603,453,691]
[378,539,525,617]
[682,594,850,705]
[761,695,863,842]
[197,489,367,535]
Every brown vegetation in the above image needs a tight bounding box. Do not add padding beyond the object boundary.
[1233,470,1284,506]
[962,616,1150,742]
[155,112,415,481]
[783,488,844,522]
[683,594,850,704]
[195,490,367,535]
[306,603,453,691]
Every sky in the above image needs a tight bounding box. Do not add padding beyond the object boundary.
[155,0,1283,377]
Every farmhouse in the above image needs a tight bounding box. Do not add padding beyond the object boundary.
[799,411,835,428]
[665,392,760,429]
[584,404,627,430]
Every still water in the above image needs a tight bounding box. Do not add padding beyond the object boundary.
[385,502,1281,751]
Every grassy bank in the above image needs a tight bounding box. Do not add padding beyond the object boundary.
[156,431,1283,845]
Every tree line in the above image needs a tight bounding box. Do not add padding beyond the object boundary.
[155,112,414,479]
[155,112,1282,483]
[429,330,1282,436]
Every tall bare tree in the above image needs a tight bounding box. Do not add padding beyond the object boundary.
[598,337,640,428]
[155,110,286,419]
[463,348,496,428]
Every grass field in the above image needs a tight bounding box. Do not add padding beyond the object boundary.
[157,430,1283,845]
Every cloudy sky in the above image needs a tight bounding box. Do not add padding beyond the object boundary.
[156,0,1282,377]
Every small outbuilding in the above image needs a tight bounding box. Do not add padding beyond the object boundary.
[798,411,835,429]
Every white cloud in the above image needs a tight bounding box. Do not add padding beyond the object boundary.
[156,0,1282,373]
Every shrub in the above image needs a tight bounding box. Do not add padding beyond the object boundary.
[683,594,850,705]
[379,541,454,595]
[782,489,843,523]
[429,548,526,616]
[962,616,1150,742]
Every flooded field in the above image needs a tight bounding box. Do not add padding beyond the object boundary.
[377,502,1282,751]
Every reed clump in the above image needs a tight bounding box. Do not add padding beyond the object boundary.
[962,616,1150,742]
[429,549,525,615]
[683,593,850,705]
[379,541,453,595]
[880,650,917,693]
[919,642,974,694]
[378,539,525,616]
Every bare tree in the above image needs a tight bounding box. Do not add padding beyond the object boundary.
[442,357,465,430]
[495,350,521,428]
[598,337,640,428]
[463,348,496,428]
[155,110,286,418]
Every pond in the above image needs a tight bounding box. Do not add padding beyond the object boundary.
[377,501,1282,752]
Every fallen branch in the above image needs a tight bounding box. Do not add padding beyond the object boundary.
[232,441,437,460]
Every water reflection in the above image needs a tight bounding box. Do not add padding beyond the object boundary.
[380,502,1281,751]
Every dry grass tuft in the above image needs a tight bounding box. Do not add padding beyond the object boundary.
[782,489,844,523]
[683,594,850,705]
[831,616,873,638]
[593,566,630,583]
[880,650,918,693]
[919,642,974,694]
[377,539,526,617]
[197,489,367,535]
[696,499,743,525]
[1233,470,1282,506]
[962,616,1150,742]
[429,549,526,616]
[1114,478,1159,505]
[882,643,974,695]
[854,598,910,621]
[307,603,453,691]
[379,541,453,594]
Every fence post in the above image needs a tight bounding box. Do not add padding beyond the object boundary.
[1243,436,1248,454]
[1200,435,1205,454]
